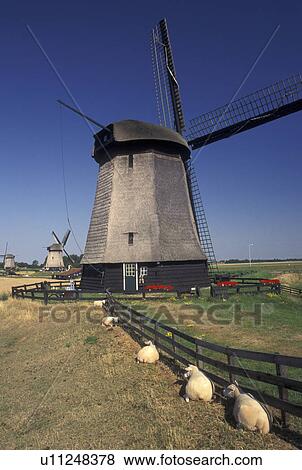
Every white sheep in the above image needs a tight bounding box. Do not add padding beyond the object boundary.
[94,300,106,307]
[101,316,119,329]
[183,364,214,402]
[136,340,159,364]
[223,382,271,434]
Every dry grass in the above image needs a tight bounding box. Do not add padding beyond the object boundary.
[0,277,51,295]
[279,273,302,287]
[0,299,298,450]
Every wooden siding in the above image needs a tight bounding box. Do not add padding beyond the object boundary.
[81,260,209,292]
[140,260,210,291]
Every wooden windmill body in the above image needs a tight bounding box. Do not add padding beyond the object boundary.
[4,254,16,271]
[81,120,209,292]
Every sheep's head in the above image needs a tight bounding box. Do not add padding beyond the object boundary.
[223,382,240,399]
[184,364,198,379]
[144,340,153,346]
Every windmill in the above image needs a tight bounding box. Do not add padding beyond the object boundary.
[44,230,74,271]
[0,243,16,274]
[58,19,302,294]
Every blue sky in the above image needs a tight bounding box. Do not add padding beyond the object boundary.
[0,0,301,263]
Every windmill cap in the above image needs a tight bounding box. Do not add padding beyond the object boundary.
[47,243,62,251]
[93,119,190,162]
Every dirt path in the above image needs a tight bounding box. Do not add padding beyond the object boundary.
[0,299,296,449]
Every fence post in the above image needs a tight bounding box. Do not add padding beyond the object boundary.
[140,315,144,337]
[154,321,158,346]
[196,341,204,370]
[226,348,238,383]
[171,331,176,364]
[275,354,289,428]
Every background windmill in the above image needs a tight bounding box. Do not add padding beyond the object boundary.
[151,18,302,273]
[44,230,74,271]
[0,242,16,274]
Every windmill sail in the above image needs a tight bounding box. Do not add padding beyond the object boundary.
[188,73,302,149]
[151,18,218,272]
[151,18,185,134]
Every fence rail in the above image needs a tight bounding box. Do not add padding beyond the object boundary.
[11,280,103,303]
[281,284,302,297]
[106,296,302,428]
[211,279,302,298]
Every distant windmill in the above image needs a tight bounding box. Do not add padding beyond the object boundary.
[0,243,16,273]
[44,230,73,271]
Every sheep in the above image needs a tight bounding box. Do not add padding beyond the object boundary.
[223,382,271,434]
[183,364,214,402]
[101,316,119,329]
[94,300,106,308]
[136,340,159,364]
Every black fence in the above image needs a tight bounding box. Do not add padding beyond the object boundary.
[211,277,302,298]
[11,280,104,303]
[106,295,302,428]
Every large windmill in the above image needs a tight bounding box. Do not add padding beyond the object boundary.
[58,19,301,294]
[44,230,74,271]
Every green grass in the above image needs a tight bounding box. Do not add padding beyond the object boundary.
[120,292,302,424]
[218,260,302,278]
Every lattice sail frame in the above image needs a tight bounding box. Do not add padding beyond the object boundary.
[185,160,218,274]
[151,18,218,273]
[188,73,302,149]
[151,18,185,134]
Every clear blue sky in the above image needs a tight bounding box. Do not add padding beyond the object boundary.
[0,0,301,263]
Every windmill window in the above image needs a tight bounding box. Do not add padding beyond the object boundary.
[125,263,136,276]
[128,154,133,168]
[128,232,134,245]
[140,266,148,277]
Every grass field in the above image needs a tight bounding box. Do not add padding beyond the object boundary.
[218,261,302,285]
[0,298,297,450]
[0,267,301,449]
[0,277,52,295]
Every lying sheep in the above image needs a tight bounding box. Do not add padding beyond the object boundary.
[223,382,271,434]
[101,316,119,329]
[183,364,214,402]
[136,340,159,364]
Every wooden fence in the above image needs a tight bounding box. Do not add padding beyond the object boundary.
[281,284,302,297]
[11,280,103,303]
[211,277,302,298]
[106,296,302,428]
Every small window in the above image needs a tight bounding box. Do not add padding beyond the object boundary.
[125,263,136,276]
[140,266,148,277]
[128,232,134,245]
[128,154,133,168]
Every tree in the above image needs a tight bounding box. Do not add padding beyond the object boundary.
[32,260,39,267]
[63,254,82,267]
